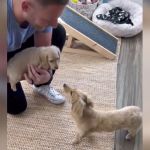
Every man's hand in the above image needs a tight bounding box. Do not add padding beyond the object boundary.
[24,65,51,85]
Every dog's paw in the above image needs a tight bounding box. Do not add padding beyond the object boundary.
[11,86,17,91]
[72,139,80,145]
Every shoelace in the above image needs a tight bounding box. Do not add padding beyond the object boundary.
[49,87,61,96]
[36,85,61,97]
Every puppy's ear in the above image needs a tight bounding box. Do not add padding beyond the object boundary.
[82,95,94,107]
[71,91,79,100]
[46,55,49,63]
[72,98,85,117]
[40,50,48,64]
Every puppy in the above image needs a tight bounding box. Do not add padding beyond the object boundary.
[63,84,142,144]
[7,45,60,91]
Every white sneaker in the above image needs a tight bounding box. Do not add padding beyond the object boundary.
[32,85,65,105]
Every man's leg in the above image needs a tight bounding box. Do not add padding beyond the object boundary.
[7,32,35,114]
[33,24,67,104]
[7,82,27,115]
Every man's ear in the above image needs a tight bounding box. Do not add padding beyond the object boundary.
[22,1,31,12]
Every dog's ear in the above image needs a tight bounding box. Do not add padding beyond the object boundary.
[82,95,94,107]
[46,55,49,63]
[40,50,49,65]
[71,91,79,100]
[72,98,85,117]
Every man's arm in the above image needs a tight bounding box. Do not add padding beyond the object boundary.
[24,31,53,86]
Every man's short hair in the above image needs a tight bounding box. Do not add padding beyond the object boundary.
[36,0,69,5]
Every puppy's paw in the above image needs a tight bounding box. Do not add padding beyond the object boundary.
[72,139,80,145]
[11,85,17,91]
[72,133,82,145]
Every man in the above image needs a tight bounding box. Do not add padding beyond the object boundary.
[7,0,69,114]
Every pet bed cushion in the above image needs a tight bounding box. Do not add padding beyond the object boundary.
[92,0,142,37]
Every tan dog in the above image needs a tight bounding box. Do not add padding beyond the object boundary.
[7,45,60,91]
[63,84,142,144]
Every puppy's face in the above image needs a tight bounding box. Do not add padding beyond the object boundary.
[40,46,60,70]
[47,55,60,70]
[63,84,93,117]
[47,46,60,70]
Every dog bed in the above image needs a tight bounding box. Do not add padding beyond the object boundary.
[92,0,142,37]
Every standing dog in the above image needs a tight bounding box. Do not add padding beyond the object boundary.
[63,84,142,144]
[7,45,60,91]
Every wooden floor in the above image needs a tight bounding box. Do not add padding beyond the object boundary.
[114,33,142,150]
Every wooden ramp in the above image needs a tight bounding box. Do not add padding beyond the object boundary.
[60,6,121,59]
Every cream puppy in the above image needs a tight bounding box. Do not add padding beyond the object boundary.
[63,84,142,144]
[7,45,60,91]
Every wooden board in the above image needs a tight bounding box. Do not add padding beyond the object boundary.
[115,33,142,150]
[60,6,121,59]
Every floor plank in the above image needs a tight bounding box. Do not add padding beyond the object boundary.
[114,33,142,150]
